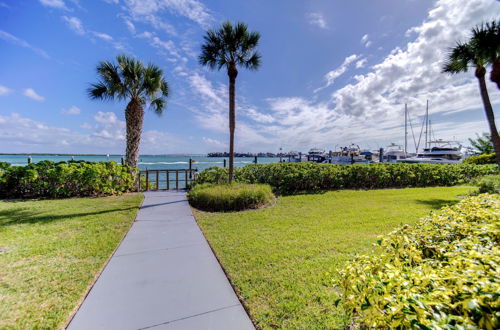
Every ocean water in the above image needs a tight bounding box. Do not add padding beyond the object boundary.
[0,154,281,171]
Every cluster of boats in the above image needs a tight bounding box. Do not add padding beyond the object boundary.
[285,139,464,165]
[285,101,468,165]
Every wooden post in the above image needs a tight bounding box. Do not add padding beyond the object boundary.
[121,157,124,165]
[379,148,384,163]
[137,171,142,192]
[145,169,149,190]
[156,170,159,190]
[254,156,257,164]
[167,170,170,190]
[175,170,179,190]
[189,158,192,179]
[223,159,226,168]
[184,170,188,188]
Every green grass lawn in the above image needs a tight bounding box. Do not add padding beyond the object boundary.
[0,193,143,329]
[193,186,473,329]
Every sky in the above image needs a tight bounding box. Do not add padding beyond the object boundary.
[0,0,499,155]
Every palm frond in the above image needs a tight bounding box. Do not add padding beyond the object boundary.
[442,42,473,73]
[89,55,169,116]
[87,82,114,100]
[150,97,166,115]
[199,21,261,73]
[470,20,500,63]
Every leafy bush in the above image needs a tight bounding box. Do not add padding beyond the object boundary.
[0,161,10,171]
[0,161,136,198]
[471,175,500,194]
[337,194,500,329]
[464,153,497,164]
[195,163,498,194]
[188,183,274,212]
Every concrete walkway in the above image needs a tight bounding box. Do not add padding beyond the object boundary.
[68,191,254,330]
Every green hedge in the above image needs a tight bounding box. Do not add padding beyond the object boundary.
[472,175,500,194]
[464,153,497,164]
[337,194,499,329]
[0,161,136,198]
[195,163,498,194]
[188,183,274,212]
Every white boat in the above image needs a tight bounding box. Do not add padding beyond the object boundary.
[286,151,302,162]
[331,144,372,165]
[399,140,463,164]
[306,148,327,163]
[383,143,408,163]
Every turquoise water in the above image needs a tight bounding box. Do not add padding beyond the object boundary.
[0,154,281,171]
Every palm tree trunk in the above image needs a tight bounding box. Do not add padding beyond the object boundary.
[476,68,500,167]
[490,59,500,90]
[228,64,238,183]
[125,98,144,168]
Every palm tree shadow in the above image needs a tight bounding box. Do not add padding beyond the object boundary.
[0,206,139,227]
[415,198,459,210]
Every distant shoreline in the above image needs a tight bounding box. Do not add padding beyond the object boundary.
[0,153,281,157]
[0,153,208,157]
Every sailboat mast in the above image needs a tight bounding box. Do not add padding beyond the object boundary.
[424,100,429,150]
[404,103,408,155]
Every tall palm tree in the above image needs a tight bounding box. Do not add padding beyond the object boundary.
[199,21,261,183]
[443,40,500,167]
[88,55,169,168]
[471,20,500,89]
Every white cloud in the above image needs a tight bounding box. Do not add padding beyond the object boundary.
[123,0,213,28]
[355,58,367,69]
[0,30,50,59]
[80,122,92,129]
[314,54,359,93]
[0,112,186,154]
[360,34,372,48]
[92,32,113,41]
[202,137,227,149]
[62,16,85,35]
[23,88,45,102]
[332,0,500,119]
[244,108,275,124]
[39,0,68,10]
[61,105,80,115]
[61,16,125,50]
[0,85,12,96]
[307,12,328,29]
[138,31,181,60]
[94,111,119,124]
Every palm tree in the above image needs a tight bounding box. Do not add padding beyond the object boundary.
[443,40,500,167]
[199,21,261,183]
[88,55,169,168]
[471,21,500,89]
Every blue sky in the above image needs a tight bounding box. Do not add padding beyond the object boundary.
[0,0,499,154]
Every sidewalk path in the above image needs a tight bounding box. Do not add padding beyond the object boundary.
[68,190,254,330]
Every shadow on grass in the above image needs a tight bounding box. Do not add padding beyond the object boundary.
[415,198,459,210]
[0,206,139,227]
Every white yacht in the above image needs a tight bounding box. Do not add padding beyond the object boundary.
[399,140,463,164]
[306,148,327,163]
[286,151,302,163]
[383,143,408,163]
[330,144,371,165]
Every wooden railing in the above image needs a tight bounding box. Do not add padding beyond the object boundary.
[138,169,196,191]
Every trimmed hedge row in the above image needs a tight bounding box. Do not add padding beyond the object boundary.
[0,161,136,198]
[188,183,274,211]
[464,153,497,164]
[337,194,500,329]
[195,163,498,194]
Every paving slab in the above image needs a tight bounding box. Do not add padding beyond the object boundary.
[68,190,254,330]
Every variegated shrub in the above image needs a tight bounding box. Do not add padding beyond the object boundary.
[338,194,499,329]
